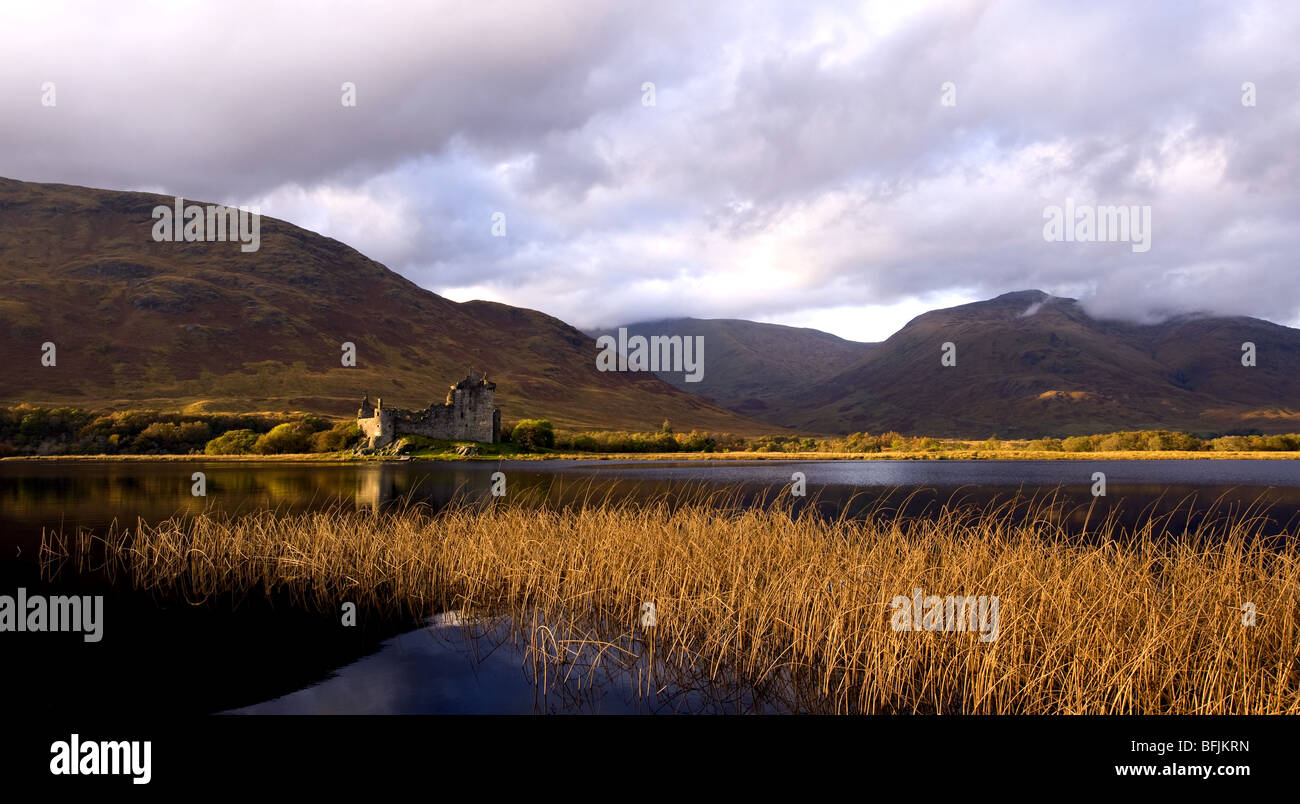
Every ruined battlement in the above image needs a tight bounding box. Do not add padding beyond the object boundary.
[357,374,500,449]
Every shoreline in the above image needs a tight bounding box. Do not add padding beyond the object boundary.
[5,449,1300,463]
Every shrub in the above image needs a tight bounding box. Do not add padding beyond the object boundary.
[511,419,555,451]
[309,421,362,452]
[1095,434,1125,451]
[137,422,182,452]
[254,422,312,454]
[636,432,678,452]
[751,434,826,453]
[177,421,213,449]
[851,433,883,453]
[204,429,259,455]
[677,431,717,452]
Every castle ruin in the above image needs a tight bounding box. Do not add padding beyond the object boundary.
[357,373,501,449]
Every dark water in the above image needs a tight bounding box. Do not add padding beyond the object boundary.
[2,457,1299,714]
[6,457,1300,550]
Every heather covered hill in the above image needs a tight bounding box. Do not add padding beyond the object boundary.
[0,177,773,434]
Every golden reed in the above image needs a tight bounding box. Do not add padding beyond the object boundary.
[44,489,1300,714]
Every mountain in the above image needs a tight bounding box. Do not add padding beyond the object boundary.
[6,178,1293,440]
[756,290,1300,436]
[590,318,874,414]
[0,177,773,434]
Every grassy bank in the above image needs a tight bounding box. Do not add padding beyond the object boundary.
[50,495,1300,714]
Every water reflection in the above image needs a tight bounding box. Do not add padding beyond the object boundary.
[230,611,802,715]
[5,459,1300,559]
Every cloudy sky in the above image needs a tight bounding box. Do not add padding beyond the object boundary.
[2,0,1297,341]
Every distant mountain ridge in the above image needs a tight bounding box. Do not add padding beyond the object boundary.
[739,290,1300,436]
[589,318,874,414]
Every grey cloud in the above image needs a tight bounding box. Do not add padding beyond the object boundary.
[1,0,1298,339]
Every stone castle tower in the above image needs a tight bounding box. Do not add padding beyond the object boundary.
[357,373,500,449]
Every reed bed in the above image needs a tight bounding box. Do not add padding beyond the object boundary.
[45,491,1300,714]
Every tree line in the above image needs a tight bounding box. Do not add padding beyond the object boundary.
[0,405,360,456]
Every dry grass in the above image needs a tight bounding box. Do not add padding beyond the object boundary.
[46,492,1300,714]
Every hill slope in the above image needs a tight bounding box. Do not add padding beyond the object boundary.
[0,177,771,433]
[590,318,874,414]
[759,291,1300,436]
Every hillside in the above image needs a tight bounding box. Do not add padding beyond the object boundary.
[590,318,873,414]
[0,177,773,434]
[757,291,1300,437]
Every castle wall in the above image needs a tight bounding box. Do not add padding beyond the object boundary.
[357,377,499,448]
[358,408,394,449]
[447,384,498,442]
